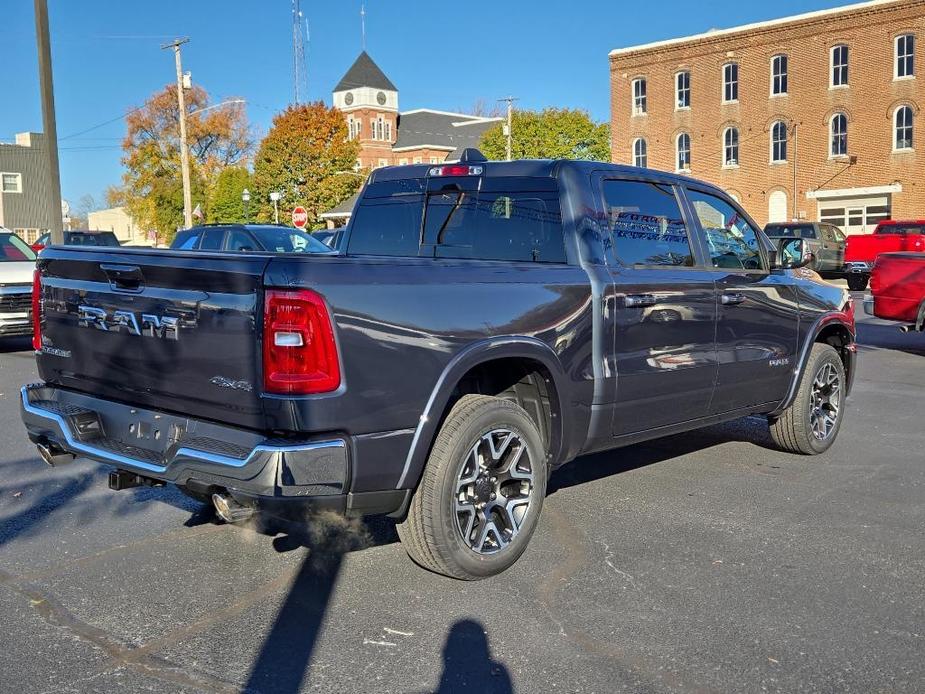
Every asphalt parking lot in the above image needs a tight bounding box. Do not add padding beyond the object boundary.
[1,289,922,694]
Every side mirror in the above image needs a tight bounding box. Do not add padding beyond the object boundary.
[775,238,815,269]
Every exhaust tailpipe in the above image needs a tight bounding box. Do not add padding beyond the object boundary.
[36,442,75,467]
[212,492,256,524]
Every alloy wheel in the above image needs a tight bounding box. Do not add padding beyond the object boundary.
[810,362,841,441]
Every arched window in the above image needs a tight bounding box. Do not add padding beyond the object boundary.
[633,138,648,167]
[723,127,739,166]
[831,44,849,86]
[830,113,848,157]
[771,121,788,162]
[676,133,691,171]
[895,105,914,150]
[771,54,788,95]
[723,63,739,102]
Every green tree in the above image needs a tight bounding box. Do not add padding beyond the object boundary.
[207,166,253,223]
[112,85,254,242]
[479,108,610,161]
[251,102,362,227]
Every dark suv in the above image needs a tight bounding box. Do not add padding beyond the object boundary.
[23,153,857,579]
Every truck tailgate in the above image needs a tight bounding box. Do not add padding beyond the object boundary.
[36,248,270,430]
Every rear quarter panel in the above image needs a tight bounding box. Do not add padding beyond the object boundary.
[871,253,925,322]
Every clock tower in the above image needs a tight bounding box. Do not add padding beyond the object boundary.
[332,51,398,169]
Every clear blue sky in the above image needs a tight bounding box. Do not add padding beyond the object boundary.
[0,0,851,207]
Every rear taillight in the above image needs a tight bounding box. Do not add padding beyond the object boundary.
[263,289,340,395]
[31,269,42,351]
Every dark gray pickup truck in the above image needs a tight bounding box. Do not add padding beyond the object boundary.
[22,152,856,579]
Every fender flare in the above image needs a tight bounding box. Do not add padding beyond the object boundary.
[395,336,571,490]
[771,311,855,416]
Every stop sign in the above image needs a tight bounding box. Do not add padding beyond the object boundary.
[291,206,309,228]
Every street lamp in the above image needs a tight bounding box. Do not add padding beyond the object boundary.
[269,191,282,224]
[241,188,250,223]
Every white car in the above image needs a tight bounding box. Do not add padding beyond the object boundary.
[0,230,37,338]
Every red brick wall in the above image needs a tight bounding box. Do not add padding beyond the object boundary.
[610,0,925,227]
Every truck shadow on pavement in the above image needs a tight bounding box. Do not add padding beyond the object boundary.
[856,322,925,357]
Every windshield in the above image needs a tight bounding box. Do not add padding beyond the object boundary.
[254,227,332,253]
[0,234,37,261]
[764,224,816,239]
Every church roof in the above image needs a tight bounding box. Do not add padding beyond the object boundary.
[334,51,397,92]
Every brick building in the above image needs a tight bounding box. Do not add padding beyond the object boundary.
[609,0,925,233]
[332,52,500,170]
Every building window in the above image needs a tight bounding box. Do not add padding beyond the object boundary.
[771,54,788,95]
[385,120,392,141]
[632,78,647,115]
[413,156,422,164]
[377,158,388,168]
[896,34,915,79]
[429,156,440,164]
[676,133,691,171]
[830,113,848,157]
[1,172,22,193]
[723,63,738,102]
[771,121,788,162]
[895,105,914,150]
[723,127,739,166]
[398,158,408,165]
[633,138,647,167]
[831,44,849,86]
[676,71,690,109]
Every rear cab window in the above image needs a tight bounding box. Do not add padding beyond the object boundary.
[877,223,925,235]
[348,175,567,263]
[764,223,816,239]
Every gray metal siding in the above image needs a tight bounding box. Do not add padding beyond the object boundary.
[0,133,55,231]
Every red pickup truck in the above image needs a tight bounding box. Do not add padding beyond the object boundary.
[843,220,925,290]
[865,252,925,332]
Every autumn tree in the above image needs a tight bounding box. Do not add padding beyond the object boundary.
[113,85,254,240]
[479,108,610,161]
[251,103,361,227]
[207,166,253,223]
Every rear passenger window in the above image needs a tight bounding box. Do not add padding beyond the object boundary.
[428,183,566,263]
[199,228,225,250]
[347,179,425,257]
[601,179,693,266]
[174,230,201,250]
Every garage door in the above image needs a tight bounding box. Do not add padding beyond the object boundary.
[818,196,891,235]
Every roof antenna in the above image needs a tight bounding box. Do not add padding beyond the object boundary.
[360,2,366,51]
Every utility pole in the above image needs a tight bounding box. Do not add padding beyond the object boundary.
[162,38,193,229]
[34,0,63,244]
[498,96,518,161]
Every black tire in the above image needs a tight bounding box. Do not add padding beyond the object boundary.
[847,275,868,291]
[769,343,846,455]
[397,394,547,580]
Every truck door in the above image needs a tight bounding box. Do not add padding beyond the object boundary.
[684,186,799,413]
[597,176,718,436]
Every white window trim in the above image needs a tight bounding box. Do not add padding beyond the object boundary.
[722,63,739,104]
[0,172,22,194]
[893,105,915,153]
[631,77,647,116]
[894,33,915,80]
[770,54,788,97]
[769,121,788,164]
[829,44,849,89]
[828,113,848,159]
[632,137,647,167]
[675,133,691,173]
[722,127,739,168]
[675,71,691,111]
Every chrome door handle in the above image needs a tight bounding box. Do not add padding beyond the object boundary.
[721,292,746,306]
[625,294,658,308]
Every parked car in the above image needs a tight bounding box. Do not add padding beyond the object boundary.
[32,230,121,253]
[843,219,925,291]
[763,222,846,277]
[22,152,856,579]
[311,228,344,250]
[0,230,37,338]
[864,252,925,332]
[170,224,334,254]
